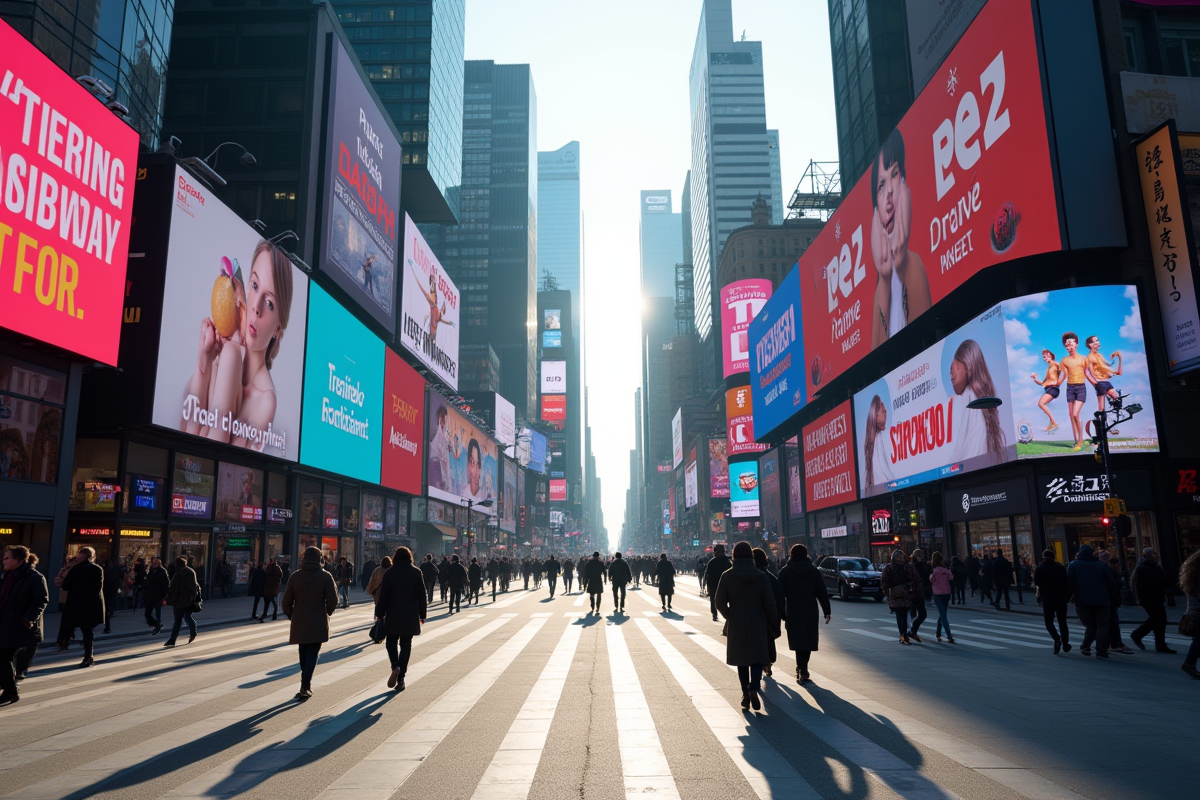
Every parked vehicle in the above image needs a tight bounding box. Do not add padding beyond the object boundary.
[818,556,883,602]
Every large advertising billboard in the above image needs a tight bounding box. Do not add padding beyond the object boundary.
[671,409,684,468]
[320,37,402,332]
[300,285,384,483]
[803,401,858,512]
[499,458,517,533]
[0,20,139,365]
[799,0,1061,401]
[749,264,806,440]
[541,360,566,394]
[729,460,760,518]
[494,393,516,449]
[721,279,772,378]
[759,449,782,533]
[153,166,310,461]
[523,427,548,473]
[400,213,459,389]
[381,349,425,495]
[426,389,498,512]
[684,450,698,508]
[550,479,567,503]
[709,437,729,498]
[726,387,768,457]
[786,436,804,520]
[541,394,566,423]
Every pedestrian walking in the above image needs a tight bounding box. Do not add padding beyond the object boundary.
[609,552,632,613]
[992,549,1014,611]
[950,556,968,604]
[1098,551,1134,654]
[101,559,122,632]
[1130,548,1175,653]
[544,555,560,598]
[420,554,438,603]
[486,557,499,600]
[360,558,376,593]
[437,556,451,602]
[260,558,283,622]
[753,548,784,677]
[715,541,778,711]
[705,544,732,622]
[468,557,483,604]
[979,554,995,605]
[1178,549,1200,680]
[965,552,981,598]
[447,554,467,614]
[1033,549,1072,654]
[655,554,675,611]
[142,556,169,634]
[562,557,575,594]
[584,552,607,614]
[248,560,266,619]
[163,556,200,648]
[1067,544,1119,659]
[281,546,338,700]
[375,546,427,692]
[336,556,355,609]
[880,550,923,645]
[366,556,392,643]
[777,544,830,683]
[930,552,955,643]
[0,546,48,704]
[909,549,931,640]
[57,546,104,666]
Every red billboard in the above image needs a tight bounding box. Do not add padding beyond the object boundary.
[0,20,139,365]
[798,0,1060,399]
[802,401,858,512]
[541,394,566,421]
[726,386,768,456]
[549,478,567,502]
[380,349,425,495]
[721,279,772,378]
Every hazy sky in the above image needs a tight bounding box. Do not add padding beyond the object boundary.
[464,0,838,546]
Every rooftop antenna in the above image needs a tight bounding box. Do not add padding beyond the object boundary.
[740,30,746,42]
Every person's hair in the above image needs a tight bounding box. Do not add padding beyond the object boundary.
[752,547,768,569]
[864,394,886,486]
[871,128,906,210]
[713,543,725,554]
[614,552,622,559]
[910,549,924,562]
[790,543,808,560]
[1062,331,1078,345]
[661,553,668,559]
[425,553,433,561]
[471,556,478,564]
[393,546,413,565]
[380,556,393,569]
[437,406,447,423]
[953,339,1007,462]
[1043,549,1056,560]
[452,554,460,563]
[78,546,95,561]
[6,545,30,563]
[930,552,944,568]
[891,549,906,563]
[1041,349,1055,360]
[468,439,481,466]
[732,541,753,559]
[26,551,39,566]
[1098,550,1111,563]
[175,556,188,568]
[593,551,600,558]
[251,239,294,369]
[1085,335,1099,347]
[1180,550,1200,596]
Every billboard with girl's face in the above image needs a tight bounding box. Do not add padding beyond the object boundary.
[426,389,497,514]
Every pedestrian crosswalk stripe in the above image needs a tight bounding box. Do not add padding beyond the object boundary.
[486,589,538,609]
[0,676,161,719]
[967,616,1193,646]
[573,591,587,606]
[843,628,905,642]
[607,621,682,800]
[633,618,822,800]
[470,623,582,800]
[316,616,548,800]
[945,622,1059,644]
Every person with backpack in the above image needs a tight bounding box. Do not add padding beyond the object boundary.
[163,557,200,649]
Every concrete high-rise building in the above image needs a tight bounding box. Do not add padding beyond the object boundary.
[3,0,174,147]
[331,0,466,223]
[767,129,783,226]
[538,142,582,347]
[639,190,683,300]
[688,0,773,376]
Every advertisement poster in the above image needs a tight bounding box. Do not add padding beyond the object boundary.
[541,394,566,424]
[721,279,772,378]
[671,409,683,468]
[799,0,1060,401]
[729,460,760,518]
[709,437,729,498]
[684,451,698,508]
[785,436,804,520]
[380,349,425,495]
[215,463,263,523]
[426,389,498,513]
[543,330,562,349]
[524,428,548,473]
[749,264,806,440]
[802,401,858,511]
[541,360,566,393]
[321,37,401,333]
[853,304,1015,497]
[172,454,214,519]
[400,213,459,388]
[726,387,769,456]
[759,449,782,533]
[153,166,311,461]
[494,393,516,449]
[550,479,567,503]
[0,21,139,366]
[499,458,517,533]
[544,309,561,330]
[1003,285,1159,457]
[300,285,384,484]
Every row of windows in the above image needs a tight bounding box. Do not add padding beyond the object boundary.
[334,5,433,24]
[383,102,428,121]
[345,25,432,41]
[364,63,431,80]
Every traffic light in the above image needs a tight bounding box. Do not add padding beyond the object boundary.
[1113,515,1133,539]
[1101,516,1110,527]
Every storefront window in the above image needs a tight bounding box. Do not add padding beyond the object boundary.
[342,487,360,533]
[168,530,209,574]
[300,479,322,529]
[214,534,259,595]
[323,487,341,529]
[69,439,120,511]
[171,454,215,520]
[266,472,291,527]
[67,526,113,559]
[124,443,168,516]
[215,462,264,524]
[266,533,290,572]
[300,534,339,564]
[1176,513,1200,560]
[0,354,65,484]
[363,492,385,536]
[118,527,161,570]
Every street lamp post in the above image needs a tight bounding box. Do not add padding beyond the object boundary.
[463,498,494,563]
[1090,394,1143,605]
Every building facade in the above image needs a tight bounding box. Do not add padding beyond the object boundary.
[639,190,683,300]
[714,198,824,292]
[538,142,583,350]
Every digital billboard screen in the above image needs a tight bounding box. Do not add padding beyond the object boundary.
[541,360,566,394]
[381,349,425,495]
[541,394,566,422]
[684,451,698,508]
[153,166,310,462]
[524,428,548,473]
[759,449,782,533]
[721,279,772,378]
[400,213,459,389]
[494,393,516,448]
[300,285,384,483]
[550,478,567,503]
[542,330,562,349]
[749,264,806,440]
[0,20,139,366]
[802,401,858,511]
[709,437,729,498]
[320,37,402,332]
[671,409,683,468]
[729,460,760,518]
[426,389,498,513]
[544,309,561,330]
[499,458,517,532]
[726,387,768,457]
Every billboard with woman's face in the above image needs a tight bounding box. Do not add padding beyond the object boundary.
[152,166,310,461]
[426,389,498,515]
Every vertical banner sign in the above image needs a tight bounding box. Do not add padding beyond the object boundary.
[721,279,772,377]
[684,449,698,508]
[1135,121,1200,376]
[671,409,683,468]
[400,213,460,389]
[749,264,807,439]
[709,437,729,498]
[0,21,139,365]
[802,401,858,511]
[727,386,769,456]
[381,349,425,495]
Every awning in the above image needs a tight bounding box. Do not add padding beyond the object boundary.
[410,521,460,544]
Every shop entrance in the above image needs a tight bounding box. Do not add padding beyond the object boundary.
[214,534,258,597]
[1045,511,1159,564]
[168,530,209,579]
[952,515,1035,587]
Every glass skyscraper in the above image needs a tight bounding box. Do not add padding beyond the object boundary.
[538,141,582,347]
[639,190,683,301]
[767,129,783,225]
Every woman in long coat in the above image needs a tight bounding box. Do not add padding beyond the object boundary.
[58,547,105,667]
[281,546,338,700]
[777,543,831,683]
[715,541,778,711]
[654,554,675,611]
[753,548,785,677]
[375,546,427,691]
[880,549,923,645]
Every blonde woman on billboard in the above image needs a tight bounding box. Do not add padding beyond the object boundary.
[182,240,294,452]
[863,395,894,493]
[949,339,1007,464]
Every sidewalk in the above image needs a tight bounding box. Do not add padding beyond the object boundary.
[940,592,1188,626]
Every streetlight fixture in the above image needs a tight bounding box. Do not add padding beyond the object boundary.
[462,498,494,562]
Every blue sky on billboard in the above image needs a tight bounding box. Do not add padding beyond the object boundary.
[749,263,806,440]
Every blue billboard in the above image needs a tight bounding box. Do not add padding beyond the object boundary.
[749,263,806,441]
[300,285,385,483]
[542,330,562,349]
[528,430,548,474]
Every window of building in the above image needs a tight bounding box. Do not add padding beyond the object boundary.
[215,462,264,524]
[0,354,65,484]
[324,486,342,529]
[266,472,290,527]
[69,439,120,511]
[300,479,322,529]
[124,442,168,516]
[171,454,216,520]
[343,487,360,533]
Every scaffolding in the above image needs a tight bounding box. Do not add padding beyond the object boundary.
[787,160,841,220]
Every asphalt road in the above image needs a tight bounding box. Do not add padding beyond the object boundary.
[1,575,1195,800]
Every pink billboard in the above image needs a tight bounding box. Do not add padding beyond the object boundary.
[721,279,772,378]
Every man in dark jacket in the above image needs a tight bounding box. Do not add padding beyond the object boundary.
[1066,544,1119,658]
[336,557,355,609]
[964,553,981,597]
[58,546,104,667]
[164,557,200,647]
[437,556,451,602]
[704,544,732,622]
[608,553,632,613]
[1130,548,1176,653]
[360,558,376,592]
[375,546,427,692]
[248,561,267,619]
[544,556,560,598]
[0,546,48,703]
[1033,549,1072,654]
[777,544,831,683]
[446,554,468,614]
[584,552,607,614]
[419,554,438,603]
[991,549,1014,611]
[142,557,169,634]
[260,558,284,622]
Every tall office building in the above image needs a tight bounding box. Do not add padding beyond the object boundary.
[3,0,174,147]
[767,129,783,225]
[433,60,538,415]
[639,190,683,300]
[538,142,582,347]
[331,0,465,223]
[827,0,913,187]
[538,289,581,519]
[688,0,773,370]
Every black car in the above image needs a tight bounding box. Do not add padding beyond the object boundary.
[817,556,883,602]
